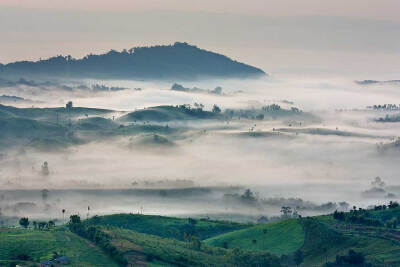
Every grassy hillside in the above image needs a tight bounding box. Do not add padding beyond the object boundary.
[3,208,400,266]
[107,226,230,266]
[69,221,281,267]
[205,207,400,266]
[0,104,112,121]
[85,214,249,241]
[76,116,118,131]
[205,219,304,256]
[300,216,400,266]
[0,104,186,150]
[119,105,219,122]
[0,227,118,267]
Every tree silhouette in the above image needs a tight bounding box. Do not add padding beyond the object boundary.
[294,250,304,266]
[212,104,221,113]
[19,217,29,228]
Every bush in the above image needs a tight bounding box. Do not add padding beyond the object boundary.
[326,250,371,267]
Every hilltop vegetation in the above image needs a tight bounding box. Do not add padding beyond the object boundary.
[0,42,266,80]
[119,105,221,122]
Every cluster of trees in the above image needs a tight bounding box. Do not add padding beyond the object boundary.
[91,84,126,92]
[171,83,223,95]
[18,217,55,230]
[262,197,349,213]
[223,104,302,121]
[325,250,370,267]
[333,208,382,227]
[174,103,221,116]
[376,114,400,122]
[131,179,195,188]
[371,104,400,110]
[280,206,301,219]
[333,201,400,228]
[68,215,127,266]
[373,201,400,211]
[262,104,282,112]
[225,248,282,267]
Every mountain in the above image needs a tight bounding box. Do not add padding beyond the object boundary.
[0,42,266,80]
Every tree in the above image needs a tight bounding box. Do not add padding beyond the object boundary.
[294,250,304,266]
[19,217,29,228]
[212,104,221,113]
[38,222,47,230]
[256,114,264,120]
[41,162,49,176]
[191,236,201,250]
[41,189,49,201]
[240,189,257,204]
[212,86,222,94]
[69,215,81,224]
[188,218,197,226]
[281,206,292,218]
[66,101,73,109]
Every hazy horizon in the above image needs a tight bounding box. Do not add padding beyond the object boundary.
[1,2,399,79]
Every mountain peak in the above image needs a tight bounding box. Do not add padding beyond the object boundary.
[0,43,266,81]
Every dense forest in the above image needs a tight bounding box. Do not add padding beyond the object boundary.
[0,42,266,80]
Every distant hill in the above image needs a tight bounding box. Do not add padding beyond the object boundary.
[355,80,400,86]
[118,105,221,122]
[0,42,266,80]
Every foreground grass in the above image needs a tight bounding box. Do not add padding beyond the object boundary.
[0,227,118,267]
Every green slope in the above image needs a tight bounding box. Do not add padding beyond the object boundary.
[204,219,304,256]
[119,105,219,122]
[0,228,118,266]
[103,226,281,267]
[85,214,249,241]
[0,104,112,121]
[205,210,400,266]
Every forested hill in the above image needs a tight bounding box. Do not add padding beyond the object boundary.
[0,42,266,80]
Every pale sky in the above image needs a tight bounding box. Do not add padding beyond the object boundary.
[0,1,399,77]
[2,0,400,21]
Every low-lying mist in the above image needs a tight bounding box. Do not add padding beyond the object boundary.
[1,75,400,223]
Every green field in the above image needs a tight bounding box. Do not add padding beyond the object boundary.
[205,219,304,256]
[85,213,249,241]
[0,227,118,267]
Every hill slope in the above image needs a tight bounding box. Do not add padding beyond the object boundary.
[0,42,266,80]
[0,228,118,267]
[205,219,304,256]
[119,105,220,122]
[85,213,249,241]
[206,207,400,266]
